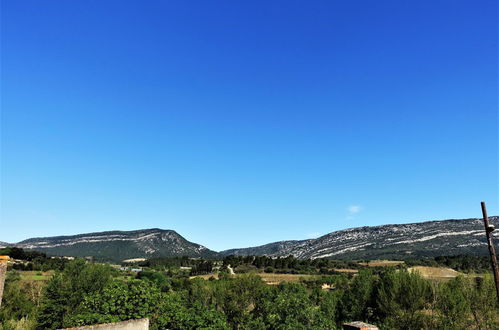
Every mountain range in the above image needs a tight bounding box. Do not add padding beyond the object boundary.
[2,216,498,262]
[220,217,499,259]
[4,229,218,261]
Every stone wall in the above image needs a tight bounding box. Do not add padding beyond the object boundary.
[343,321,379,330]
[62,318,149,330]
[0,256,9,307]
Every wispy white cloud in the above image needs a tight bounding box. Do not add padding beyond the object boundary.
[348,205,362,214]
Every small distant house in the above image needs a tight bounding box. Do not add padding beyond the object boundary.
[321,283,336,291]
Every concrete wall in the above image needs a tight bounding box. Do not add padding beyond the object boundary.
[62,318,149,330]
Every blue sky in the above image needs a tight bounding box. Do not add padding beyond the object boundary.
[1,1,497,251]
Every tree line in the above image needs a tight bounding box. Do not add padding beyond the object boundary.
[0,247,68,271]
[1,258,497,329]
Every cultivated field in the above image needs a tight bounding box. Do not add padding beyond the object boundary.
[408,266,461,280]
[331,268,358,273]
[359,260,405,267]
[257,273,315,284]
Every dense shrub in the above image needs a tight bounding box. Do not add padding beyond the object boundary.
[1,258,497,329]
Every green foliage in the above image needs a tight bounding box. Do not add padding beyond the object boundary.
[0,272,37,325]
[36,259,113,329]
[468,275,499,329]
[2,255,497,329]
[264,266,274,273]
[252,283,337,329]
[153,296,229,330]
[0,247,68,271]
[0,247,47,261]
[437,275,499,329]
[190,260,214,275]
[66,280,163,326]
[212,274,266,326]
[374,269,433,329]
[338,269,376,322]
[222,255,360,275]
[405,255,492,273]
[0,317,37,330]
[233,264,258,274]
[66,279,229,329]
[136,270,170,290]
[437,276,471,329]
[139,256,215,269]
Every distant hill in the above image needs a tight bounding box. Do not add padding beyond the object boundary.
[14,229,218,262]
[6,216,498,261]
[220,217,499,259]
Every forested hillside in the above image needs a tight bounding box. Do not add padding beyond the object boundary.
[13,229,218,262]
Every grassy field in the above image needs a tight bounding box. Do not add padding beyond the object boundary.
[19,270,54,281]
[408,266,461,280]
[359,260,405,267]
[258,273,315,284]
[331,268,358,273]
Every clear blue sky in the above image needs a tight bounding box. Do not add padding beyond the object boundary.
[1,1,497,251]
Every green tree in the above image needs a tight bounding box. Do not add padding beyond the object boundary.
[437,276,471,329]
[212,274,265,327]
[0,272,36,326]
[252,282,336,329]
[375,269,432,329]
[467,274,499,329]
[338,269,375,322]
[36,259,112,329]
[67,279,228,330]
[66,280,163,326]
[437,275,499,329]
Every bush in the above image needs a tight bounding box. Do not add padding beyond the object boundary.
[264,266,274,273]
[36,259,113,329]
